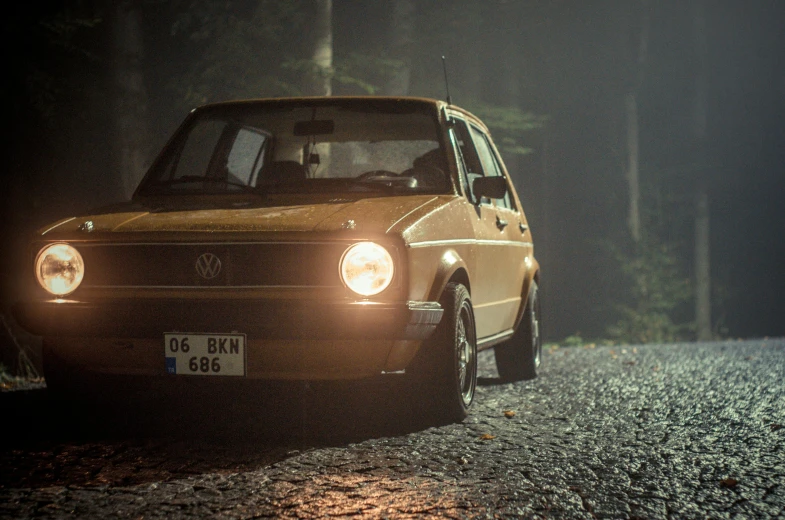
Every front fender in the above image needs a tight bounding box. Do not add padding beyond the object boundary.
[426,248,471,302]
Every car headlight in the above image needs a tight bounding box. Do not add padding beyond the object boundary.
[340,242,394,297]
[35,243,85,296]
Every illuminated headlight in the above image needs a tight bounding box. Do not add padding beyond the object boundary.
[340,242,394,296]
[35,243,85,296]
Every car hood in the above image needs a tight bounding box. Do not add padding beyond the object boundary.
[39,195,446,237]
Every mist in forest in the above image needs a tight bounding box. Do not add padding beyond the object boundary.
[2,0,783,342]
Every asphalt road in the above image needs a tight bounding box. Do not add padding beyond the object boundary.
[1,339,783,519]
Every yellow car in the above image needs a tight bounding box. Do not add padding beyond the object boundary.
[14,97,540,421]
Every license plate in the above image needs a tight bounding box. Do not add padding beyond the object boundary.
[164,333,246,376]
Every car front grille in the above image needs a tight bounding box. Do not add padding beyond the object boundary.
[77,242,348,288]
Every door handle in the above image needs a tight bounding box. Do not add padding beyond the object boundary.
[519,222,528,234]
[496,216,508,230]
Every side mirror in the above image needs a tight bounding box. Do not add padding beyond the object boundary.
[472,176,507,202]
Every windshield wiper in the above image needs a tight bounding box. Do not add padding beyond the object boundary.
[338,179,401,193]
[148,176,262,194]
[259,178,398,195]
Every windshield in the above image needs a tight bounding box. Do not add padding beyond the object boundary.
[138,102,451,196]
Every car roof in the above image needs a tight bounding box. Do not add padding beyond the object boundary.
[191,96,488,132]
[194,96,441,114]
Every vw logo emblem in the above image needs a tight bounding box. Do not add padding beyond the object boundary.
[195,253,222,279]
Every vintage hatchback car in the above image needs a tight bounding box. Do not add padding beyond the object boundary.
[14,96,541,421]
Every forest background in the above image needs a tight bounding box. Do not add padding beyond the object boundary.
[2,0,784,365]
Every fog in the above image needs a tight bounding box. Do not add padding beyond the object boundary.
[2,0,783,342]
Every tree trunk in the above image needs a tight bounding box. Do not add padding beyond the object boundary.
[695,184,711,340]
[625,92,641,242]
[693,0,712,340]
[113,0,149,199]
[309,0,333,96]
[624,0,649,243]
[385,0,414,96]
[303,0,333,177]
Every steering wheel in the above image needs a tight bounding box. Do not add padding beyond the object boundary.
[356,170,399,180]
[406,165,444,188]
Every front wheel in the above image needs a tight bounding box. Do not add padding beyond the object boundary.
[411,283,477,422]
[495,281,542,381]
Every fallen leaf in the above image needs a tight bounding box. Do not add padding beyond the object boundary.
[479,433,496,440]
[720,478,738,488]
[503,410,516,418]
[609,350,616,356]
[633,348,638,354]
[623,361,636,366]
[652,366,660,372]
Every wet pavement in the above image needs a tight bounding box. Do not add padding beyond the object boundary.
[1,339,783,519]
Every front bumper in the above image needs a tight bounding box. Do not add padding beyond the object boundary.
[13,299,443,341]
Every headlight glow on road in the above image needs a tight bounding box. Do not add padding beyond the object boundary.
[340,242,394,296]
[35,243,85,296]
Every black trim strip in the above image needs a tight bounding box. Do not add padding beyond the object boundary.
[477,329,515,351]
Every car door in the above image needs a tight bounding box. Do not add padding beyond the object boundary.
[469,125,531,334]
[449,116,525,339]
[467,123,529,338]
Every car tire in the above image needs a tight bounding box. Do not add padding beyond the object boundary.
[495,281,541,381]
[412,282,477,422]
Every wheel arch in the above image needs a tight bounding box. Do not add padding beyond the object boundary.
[511,261,540,332]
[426,249,471,302]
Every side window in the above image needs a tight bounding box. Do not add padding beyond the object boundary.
[469,126,514,210]
[452,120,483,175]
[449,117,485,202]
[226,127,268,185]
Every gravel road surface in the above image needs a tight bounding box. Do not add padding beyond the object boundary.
[1,339,783,519]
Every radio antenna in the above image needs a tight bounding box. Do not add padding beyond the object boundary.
[441,56,452,105]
